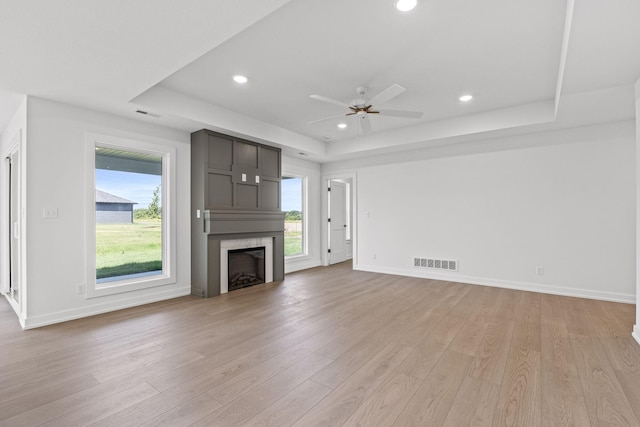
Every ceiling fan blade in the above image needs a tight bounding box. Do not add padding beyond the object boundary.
[377,109,423,119]
[369,84,405,107]
[309,94,350,109]
[308,114,347,125]
[358,114,372,134]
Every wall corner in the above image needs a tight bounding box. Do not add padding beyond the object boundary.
[635,75,640,345]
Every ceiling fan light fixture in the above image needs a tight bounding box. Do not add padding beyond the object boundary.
[459,94,473,102]
[233,75,248,84]
[396,0,418,12]
[337,123,348,129]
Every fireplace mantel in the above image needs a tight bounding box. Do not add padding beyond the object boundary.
[203,210,285,235]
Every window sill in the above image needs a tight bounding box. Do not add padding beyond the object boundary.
[87,273,176,298]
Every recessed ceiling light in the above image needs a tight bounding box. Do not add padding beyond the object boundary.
[396,0,417,12]
[337,123,348,129]
[233,75,248,84]
[459,94,473,102]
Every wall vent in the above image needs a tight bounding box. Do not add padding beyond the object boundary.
[413,257,458,272]
[135,109,160,118]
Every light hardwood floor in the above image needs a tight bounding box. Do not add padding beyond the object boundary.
[1,262,639,426]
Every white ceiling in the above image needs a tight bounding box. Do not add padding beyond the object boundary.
[1,0,639,162]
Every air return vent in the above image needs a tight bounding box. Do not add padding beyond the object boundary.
[413,257,458,272]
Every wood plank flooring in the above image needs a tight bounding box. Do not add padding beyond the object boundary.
[1,261,639,426]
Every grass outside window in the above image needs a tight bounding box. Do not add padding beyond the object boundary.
[96,220,162,279]
[285,220,302,256]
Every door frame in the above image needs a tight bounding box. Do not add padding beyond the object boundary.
[328,180,347,265]
[2,130,25,320]
[321,171,357,267]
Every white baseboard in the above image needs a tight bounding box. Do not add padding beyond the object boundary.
[633,326,640,347]
[3,293,25,328]
[354,264,635,304]
[22,286,191,329]
[285,256,322,274]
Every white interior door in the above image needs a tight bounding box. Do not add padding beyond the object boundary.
[329,180,347,264]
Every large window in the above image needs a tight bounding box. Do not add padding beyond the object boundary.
[86,134,176,297]
[282,176,306,257]
[95,148,163,282]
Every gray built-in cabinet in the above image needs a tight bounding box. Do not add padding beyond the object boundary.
[191,129,285,297]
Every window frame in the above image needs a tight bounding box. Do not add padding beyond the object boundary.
[85,133,177,298]
[282,174,308,258]
[344,181,352,242]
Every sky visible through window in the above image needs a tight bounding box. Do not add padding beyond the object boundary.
[281,177,302,211]
[96,169,161,207]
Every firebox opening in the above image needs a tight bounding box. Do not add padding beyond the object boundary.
[228,246,266,291]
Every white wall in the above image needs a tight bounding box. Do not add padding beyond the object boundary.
[23,97,191,328]
[282,154,322,273]
[325,120,636,303]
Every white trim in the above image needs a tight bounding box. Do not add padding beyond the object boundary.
[635,76,640,349]
[553,0,575,115]
[285,257,322,274]
[22,286,190,330]
[355,264,636,304]
[2,131,26,320]
[3,293,25,328]
[85,132,177,298]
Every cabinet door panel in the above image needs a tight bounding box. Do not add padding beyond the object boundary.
[208,135,233,171]
[234,141,258,168]
[208,173,233,208]
[236,184,259,209]
[260,180,280,211]
[259,147,280,178]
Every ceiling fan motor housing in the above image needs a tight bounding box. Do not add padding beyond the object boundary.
[353,86,369,107]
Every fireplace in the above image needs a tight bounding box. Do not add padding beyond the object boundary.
[228,247,265,291]
[219,237,274,294]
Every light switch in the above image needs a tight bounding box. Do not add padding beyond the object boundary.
[241,173,247,182]
[43,207,58,219]
[196,209,201,219]
[255,175,260,184]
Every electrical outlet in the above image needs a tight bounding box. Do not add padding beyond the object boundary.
[77,284,85,294]
[373,254,377,260]
[535,266,544,275]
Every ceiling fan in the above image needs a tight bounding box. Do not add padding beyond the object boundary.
[308,84,423,134]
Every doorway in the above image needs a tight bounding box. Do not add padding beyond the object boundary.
[329,180,347,264]
[326,175,355,266]
[4,138,22,311]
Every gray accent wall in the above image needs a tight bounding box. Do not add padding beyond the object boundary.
[191,129,285,297]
